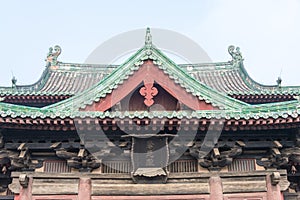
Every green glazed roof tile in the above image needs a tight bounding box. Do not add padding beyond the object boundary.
[1,47,300,97]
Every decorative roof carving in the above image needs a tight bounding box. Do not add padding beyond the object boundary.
[11,76,17,88]
[45,45,61,67]
[277,76,282,88]
[145,27,152,48]
[139,79,158,107]
[228,45,243,64]
[2,43,300,98]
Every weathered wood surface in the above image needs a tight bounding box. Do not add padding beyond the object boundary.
[9,169,289,196]
[92,183,209,195]
[91,195,209,200]
[32,178,79,195]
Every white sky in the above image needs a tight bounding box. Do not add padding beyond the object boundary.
[0,0,299,86]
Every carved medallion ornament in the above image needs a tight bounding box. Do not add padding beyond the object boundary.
[139,80,158,107]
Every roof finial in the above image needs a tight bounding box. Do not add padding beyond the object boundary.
[276,77,282,88]
[145,27,152,48]
[11,76,17,89]
[276,68,282,88]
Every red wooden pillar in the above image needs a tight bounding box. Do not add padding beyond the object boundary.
[78,177,91,200]
[266,173,282,200]
[209,175,223,200]
[18,176,32,200]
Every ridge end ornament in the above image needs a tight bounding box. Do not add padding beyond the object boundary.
[45,45,62,67]
[228,45,243,64]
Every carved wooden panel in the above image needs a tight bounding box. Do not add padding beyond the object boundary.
[167,159,197,173]
[44,160,71,173]
[101,160,131,173]
[228,159,256,172]
[139,79,158,107]
[124,83,179,111]
[101,159,198,174]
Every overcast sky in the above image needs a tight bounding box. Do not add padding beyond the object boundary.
[0,0,299,87]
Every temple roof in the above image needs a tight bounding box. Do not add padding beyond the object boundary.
[0,44,300,98]
[0,29,300,123]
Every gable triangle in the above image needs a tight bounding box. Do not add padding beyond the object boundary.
[44,29,249,113]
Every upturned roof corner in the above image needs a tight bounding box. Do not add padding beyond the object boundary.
[1,29,300,102]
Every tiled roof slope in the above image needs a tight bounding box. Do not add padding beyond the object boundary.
[0,42,299,97]
[44,41,248,112]
[183,62,300,95]
[0,28,300,121]
[2,61,298,96]
[0,63,117,96]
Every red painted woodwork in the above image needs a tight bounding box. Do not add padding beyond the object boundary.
[78,178,91,200]
[223,192,268,200]
[266,174,283,200]
[122,84,179,111]
[209,176,223,199]
[91,195,209,200]
[139,79,158,107]
[83,60,216,112]
[30,195,77,200]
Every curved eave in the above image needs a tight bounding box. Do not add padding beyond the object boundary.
[0,62,116,96]
[1,113,300,132]
[230,62,300,95]
[1,100,300,121]
[43,46,249,112]
[0,67,50,95]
